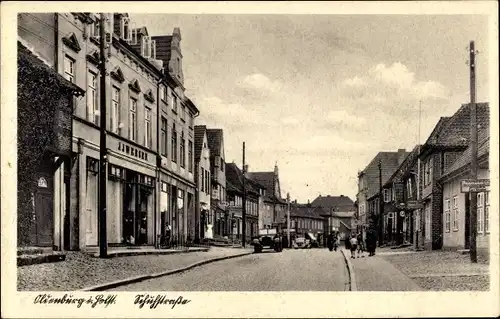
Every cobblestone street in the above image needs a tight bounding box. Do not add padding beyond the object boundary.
[17,247,252,291]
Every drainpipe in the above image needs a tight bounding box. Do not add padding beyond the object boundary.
[155,77,166,248]
[192,109,200,244]
[54,13,59,71]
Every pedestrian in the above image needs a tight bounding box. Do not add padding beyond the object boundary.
[349,233,358,259]
[357,231,365,257]
[164,222,172,248]
[366,228,377,256]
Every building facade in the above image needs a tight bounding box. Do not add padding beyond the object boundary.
[418,103,489,250]
[439,129,490,256]
[193,125,211,242]
[206,129,227,239]
[225,163,260,242]
[289,203,326,245]
[19,12,199,250]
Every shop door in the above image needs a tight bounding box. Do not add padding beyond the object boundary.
[32,187,53,247]
[85,173,99,246]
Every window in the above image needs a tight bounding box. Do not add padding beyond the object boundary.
[160,86,167,102]
[424,158,433,186]
[477,193,484,234]
[206,171,210,195]
[188,140,193,172]
[141,36,151,58]
[425,202,431,240]
[444,199,451,232]
[452,196,459,231]
[121,16,130,40]
[64,55,75,83]
[144,107,152,148]
[128,97,137,141]
[221,158,224,172]
[407,178,413,198]
[201,168,205,192]
[485,192,489,233]
[172,95,178,113]
[181,105,186,122]
[171,124,177,163]
[180,132,185,168]
[383,189,390,203]
[111,86,120,133]
[161,117,167,156]
[90,20,100,38]
[87,71,99,125]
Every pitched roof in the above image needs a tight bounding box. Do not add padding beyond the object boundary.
[360,150,410,199]
[384,145,421,187]
[193,125,206,162]
[424,103,490,148]
[311,195,355,212]
[247,172,274,193]
[442,128,490,178]
[206,129,223,157]
[225,163,260,196]
[290,204,326,220]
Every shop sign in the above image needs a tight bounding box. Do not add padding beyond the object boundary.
[460,179,490,193]
[117,141,149,162]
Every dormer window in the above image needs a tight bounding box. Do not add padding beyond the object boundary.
[141,36,156,59]
[121,17,130,40]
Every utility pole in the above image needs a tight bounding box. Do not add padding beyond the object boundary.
[378,160,383,247]
[416,100,422,250]
[469,40,478,263]
[98,13,108,258]
[286,192,290,248]
[242,142,246,248]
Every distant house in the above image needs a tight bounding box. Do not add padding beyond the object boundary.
[419,103,489,250]
[289,202,326,245]
[439,127,490,256]
[248,163,287,229]
[311,195,356,243]
[357,149,409,239]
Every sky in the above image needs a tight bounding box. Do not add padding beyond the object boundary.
[131,13,490,202]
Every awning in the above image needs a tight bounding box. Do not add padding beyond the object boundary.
[307,233,317,241]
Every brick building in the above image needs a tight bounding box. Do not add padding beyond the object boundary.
[289,202,326,245]
[418,103,489,250]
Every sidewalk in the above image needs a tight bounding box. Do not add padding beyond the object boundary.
[344,249,421,291]
[18,247,253,291]
[381,249,490,291]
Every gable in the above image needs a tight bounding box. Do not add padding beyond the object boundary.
[110,66,125,83]
[129,79,141,93]
[86,50,100,66]
[62,33,81,53]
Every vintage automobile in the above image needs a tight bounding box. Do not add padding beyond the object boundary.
[293,236,311,249]
[252,228,283,253]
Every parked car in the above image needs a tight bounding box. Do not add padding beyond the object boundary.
[293,237,311,249]
[252,228,282,253]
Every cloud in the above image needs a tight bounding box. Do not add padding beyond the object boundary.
[281,116,300,125]
[326,109,366,128]
[338,62,451,117]
[196,96,262,128]
[236,73,283,93]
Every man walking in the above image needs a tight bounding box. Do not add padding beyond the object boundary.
[366,228,377,256]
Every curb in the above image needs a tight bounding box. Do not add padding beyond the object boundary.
[91,248,210,258]
[340,249,358,291]
[81,251,253,291]
[17,253,66,266]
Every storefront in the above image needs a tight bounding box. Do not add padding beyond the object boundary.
[73,131,158,249]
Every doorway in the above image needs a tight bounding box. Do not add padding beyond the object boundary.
[31,185,53,247]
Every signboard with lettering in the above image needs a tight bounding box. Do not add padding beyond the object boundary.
[460,179,490,193]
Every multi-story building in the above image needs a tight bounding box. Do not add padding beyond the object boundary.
[289,202,326,245]
[17,37,84,250]
[248,163,287,229]
[439,127,490,257]
[418,103,489,250]
[206,128,227,239]
[362,150,409,239]
[225,163,261,242]
[18,12,199,250]
[193,125,211,242]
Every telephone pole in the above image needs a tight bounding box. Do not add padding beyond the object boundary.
[242,142,246,248]
[98,13,108,258]
[378,160,383,247]
[469,40,478,263]
[416,100,422,250]
[286,193,290,248]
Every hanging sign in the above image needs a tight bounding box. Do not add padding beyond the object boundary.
[461,179,490,193]
[37,177,48,188]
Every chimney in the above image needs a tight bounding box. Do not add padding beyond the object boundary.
[397,148,407,165]
[274,161,279,176]
[244,164,249,173]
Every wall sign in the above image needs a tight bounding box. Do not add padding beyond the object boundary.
[37,177,48,188]
[118,141,149,161]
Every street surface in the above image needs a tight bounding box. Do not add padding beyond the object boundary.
[111,248,349,291]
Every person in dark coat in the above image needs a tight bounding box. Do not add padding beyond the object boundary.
[366,228,377,256]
